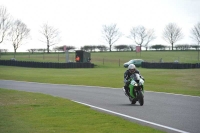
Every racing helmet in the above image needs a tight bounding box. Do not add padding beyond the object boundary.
[128,64,136,73]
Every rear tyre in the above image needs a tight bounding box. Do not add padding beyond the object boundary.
[131,99,137,104]
[129,97,136,104]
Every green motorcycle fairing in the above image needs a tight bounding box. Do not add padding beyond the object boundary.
[128,79,144,98]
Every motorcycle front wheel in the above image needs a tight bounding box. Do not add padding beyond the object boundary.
[138,91,144,106]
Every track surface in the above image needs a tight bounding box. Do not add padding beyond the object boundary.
[0,80,200,133]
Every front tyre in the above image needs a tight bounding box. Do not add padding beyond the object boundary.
[138,91,144,106]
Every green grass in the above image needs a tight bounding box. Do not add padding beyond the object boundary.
[0,88,165,133]
[0,66,200,96]
[0,51,199,68]
[0,51,200,133]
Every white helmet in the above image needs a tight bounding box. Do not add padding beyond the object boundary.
[128,64,135,69]
[128,64,136,73]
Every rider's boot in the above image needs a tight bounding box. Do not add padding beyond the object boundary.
[123,86,130,97]
[122,87,127,96]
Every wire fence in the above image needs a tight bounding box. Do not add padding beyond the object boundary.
[0,51,199,68]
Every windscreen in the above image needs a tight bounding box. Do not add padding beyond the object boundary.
[130,73,140,82]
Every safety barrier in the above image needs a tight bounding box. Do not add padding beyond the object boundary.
[0,60,94,68]
[142,62,200,69]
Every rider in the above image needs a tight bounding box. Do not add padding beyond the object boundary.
[123,64,144,97]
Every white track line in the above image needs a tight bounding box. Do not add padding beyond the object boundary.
[73,100,189,133]
[0,80,191,132]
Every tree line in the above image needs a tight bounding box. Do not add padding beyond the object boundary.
[42,44,200,53]
[0,5,200,54]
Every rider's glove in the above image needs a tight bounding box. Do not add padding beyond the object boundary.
[140,76,145,81]
[124,79,128,83]
[124,79,131,84]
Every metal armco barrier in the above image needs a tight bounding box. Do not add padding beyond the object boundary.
[141,62,200,69]
[0,60,94,68]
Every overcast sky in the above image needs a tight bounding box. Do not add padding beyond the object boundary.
[1,0,200,52]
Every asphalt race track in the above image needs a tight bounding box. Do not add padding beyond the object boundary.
[0,80,200,133]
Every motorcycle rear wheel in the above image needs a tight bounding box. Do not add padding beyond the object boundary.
[129,97,136,104]
[131,100,137,104]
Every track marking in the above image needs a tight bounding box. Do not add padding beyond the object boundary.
[73,100,189,133]
[0,80,193,132]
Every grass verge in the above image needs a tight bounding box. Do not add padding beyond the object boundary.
[0,88,165,133]
[0,66,200,96]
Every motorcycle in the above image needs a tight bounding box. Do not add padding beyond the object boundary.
[123,73,144,106]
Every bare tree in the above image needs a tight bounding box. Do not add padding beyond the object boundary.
[102,23,122,51]
[163,23,184,50]
[191,22,200,61]
[9,20,30,54]
[40,23,60,53]
[128,44,136,51]
[0,6,11,44]
[129,26,156,52]
[144,29,156,51]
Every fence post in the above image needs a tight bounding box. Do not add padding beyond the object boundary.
[58,52,59,62]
